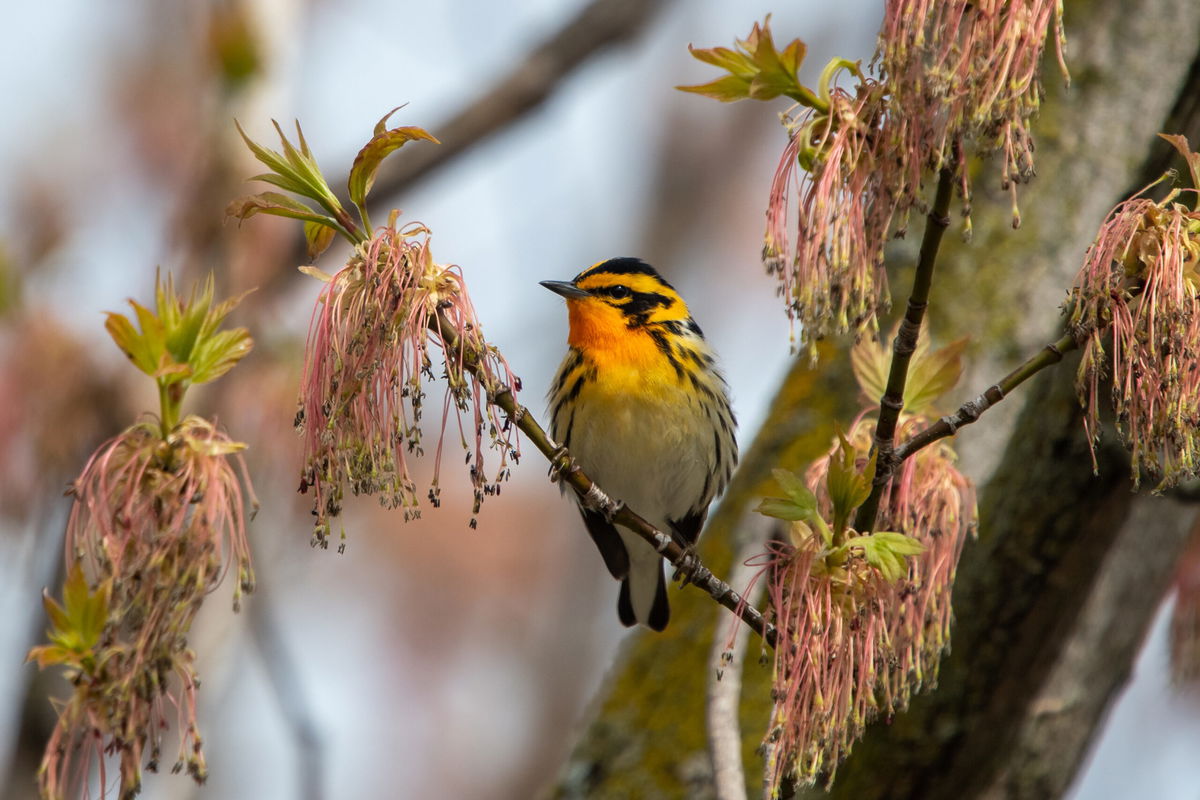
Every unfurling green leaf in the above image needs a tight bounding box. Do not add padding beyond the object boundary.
[190,328,253,385]
[771,467,816,508]
[852,329,968,415]
[826,430,873,536]
[305,220,337,261]
[871,530,926,556]
[757,470,817,521]
[756,497,811,521]
[348,110,438,209]
[233,119,345,221]
[843,531,925,582]
[104,273,254,394]
[226,191,343,230]
[758,468,835,545]
[906,336,968,416]
[850,334,890,403]
[28,563,111,670]
[676,19,823,109]
[677,75,756,103]
[105,312,157,375]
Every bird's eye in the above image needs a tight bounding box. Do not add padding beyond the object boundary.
[609,285,631,299]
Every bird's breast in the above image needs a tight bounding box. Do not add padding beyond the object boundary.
[566,368,716,522]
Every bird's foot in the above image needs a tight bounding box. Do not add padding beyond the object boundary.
[547,444,577,484]
[672,541,701,587]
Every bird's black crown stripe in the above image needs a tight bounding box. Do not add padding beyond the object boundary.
[575,258,678,291]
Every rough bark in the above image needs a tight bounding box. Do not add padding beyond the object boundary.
[980,499,1197,799]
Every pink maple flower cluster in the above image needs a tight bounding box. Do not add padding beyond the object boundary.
[760,416,974,790]
[765,79,895,356]
[296,219,520,548]
[28,273,256,800]
[878,0,1069,227]
[752,331,975,791]
[759,0,1067,355]
[35,415,255,799]
[760,529,895,789]
[1070,135,1200,488]
[835,418,974,702]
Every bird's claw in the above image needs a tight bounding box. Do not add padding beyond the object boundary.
[547,444,576,483]
[672,541,701,587]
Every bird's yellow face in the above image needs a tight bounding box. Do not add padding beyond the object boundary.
[541,260,692,370]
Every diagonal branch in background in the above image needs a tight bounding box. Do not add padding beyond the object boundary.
[268,0,673,293]
[429,314,779,648]
[364,0,672,208]
[854,168,955,533]
[248,592,324,800]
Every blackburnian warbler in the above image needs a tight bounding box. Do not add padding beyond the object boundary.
[542,258,737,631]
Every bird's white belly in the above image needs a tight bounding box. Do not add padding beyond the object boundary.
[567,389,712,528]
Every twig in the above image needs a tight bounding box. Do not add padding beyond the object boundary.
[894,331,1077,462]
[431,314,779,648]
[854,167,955,533]
[707,515,774,800]
[893,282,1147,463]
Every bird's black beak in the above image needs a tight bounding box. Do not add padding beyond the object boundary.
[540,280,591,299]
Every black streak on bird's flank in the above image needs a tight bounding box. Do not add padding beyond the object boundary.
[566,374,587,402]
[687,369,717,401]
[682,347,713,369]
[649,328,685,379]
[552,349,584,394]
[563,409,576,448]
[712,429,725,481]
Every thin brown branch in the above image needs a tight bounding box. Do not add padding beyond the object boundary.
[894,331,1076,462]
[431,314,778,648]
[894,283,1147,463]
[854,168,955,532]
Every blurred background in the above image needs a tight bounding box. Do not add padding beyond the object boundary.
[2,1,1199,798]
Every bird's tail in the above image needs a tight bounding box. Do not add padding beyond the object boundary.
[617,535,669,631]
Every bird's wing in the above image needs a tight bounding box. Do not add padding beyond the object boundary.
[579,507,630,580]
[670,509,707,548]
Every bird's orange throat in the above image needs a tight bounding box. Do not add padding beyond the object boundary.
[566,298,660,371]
